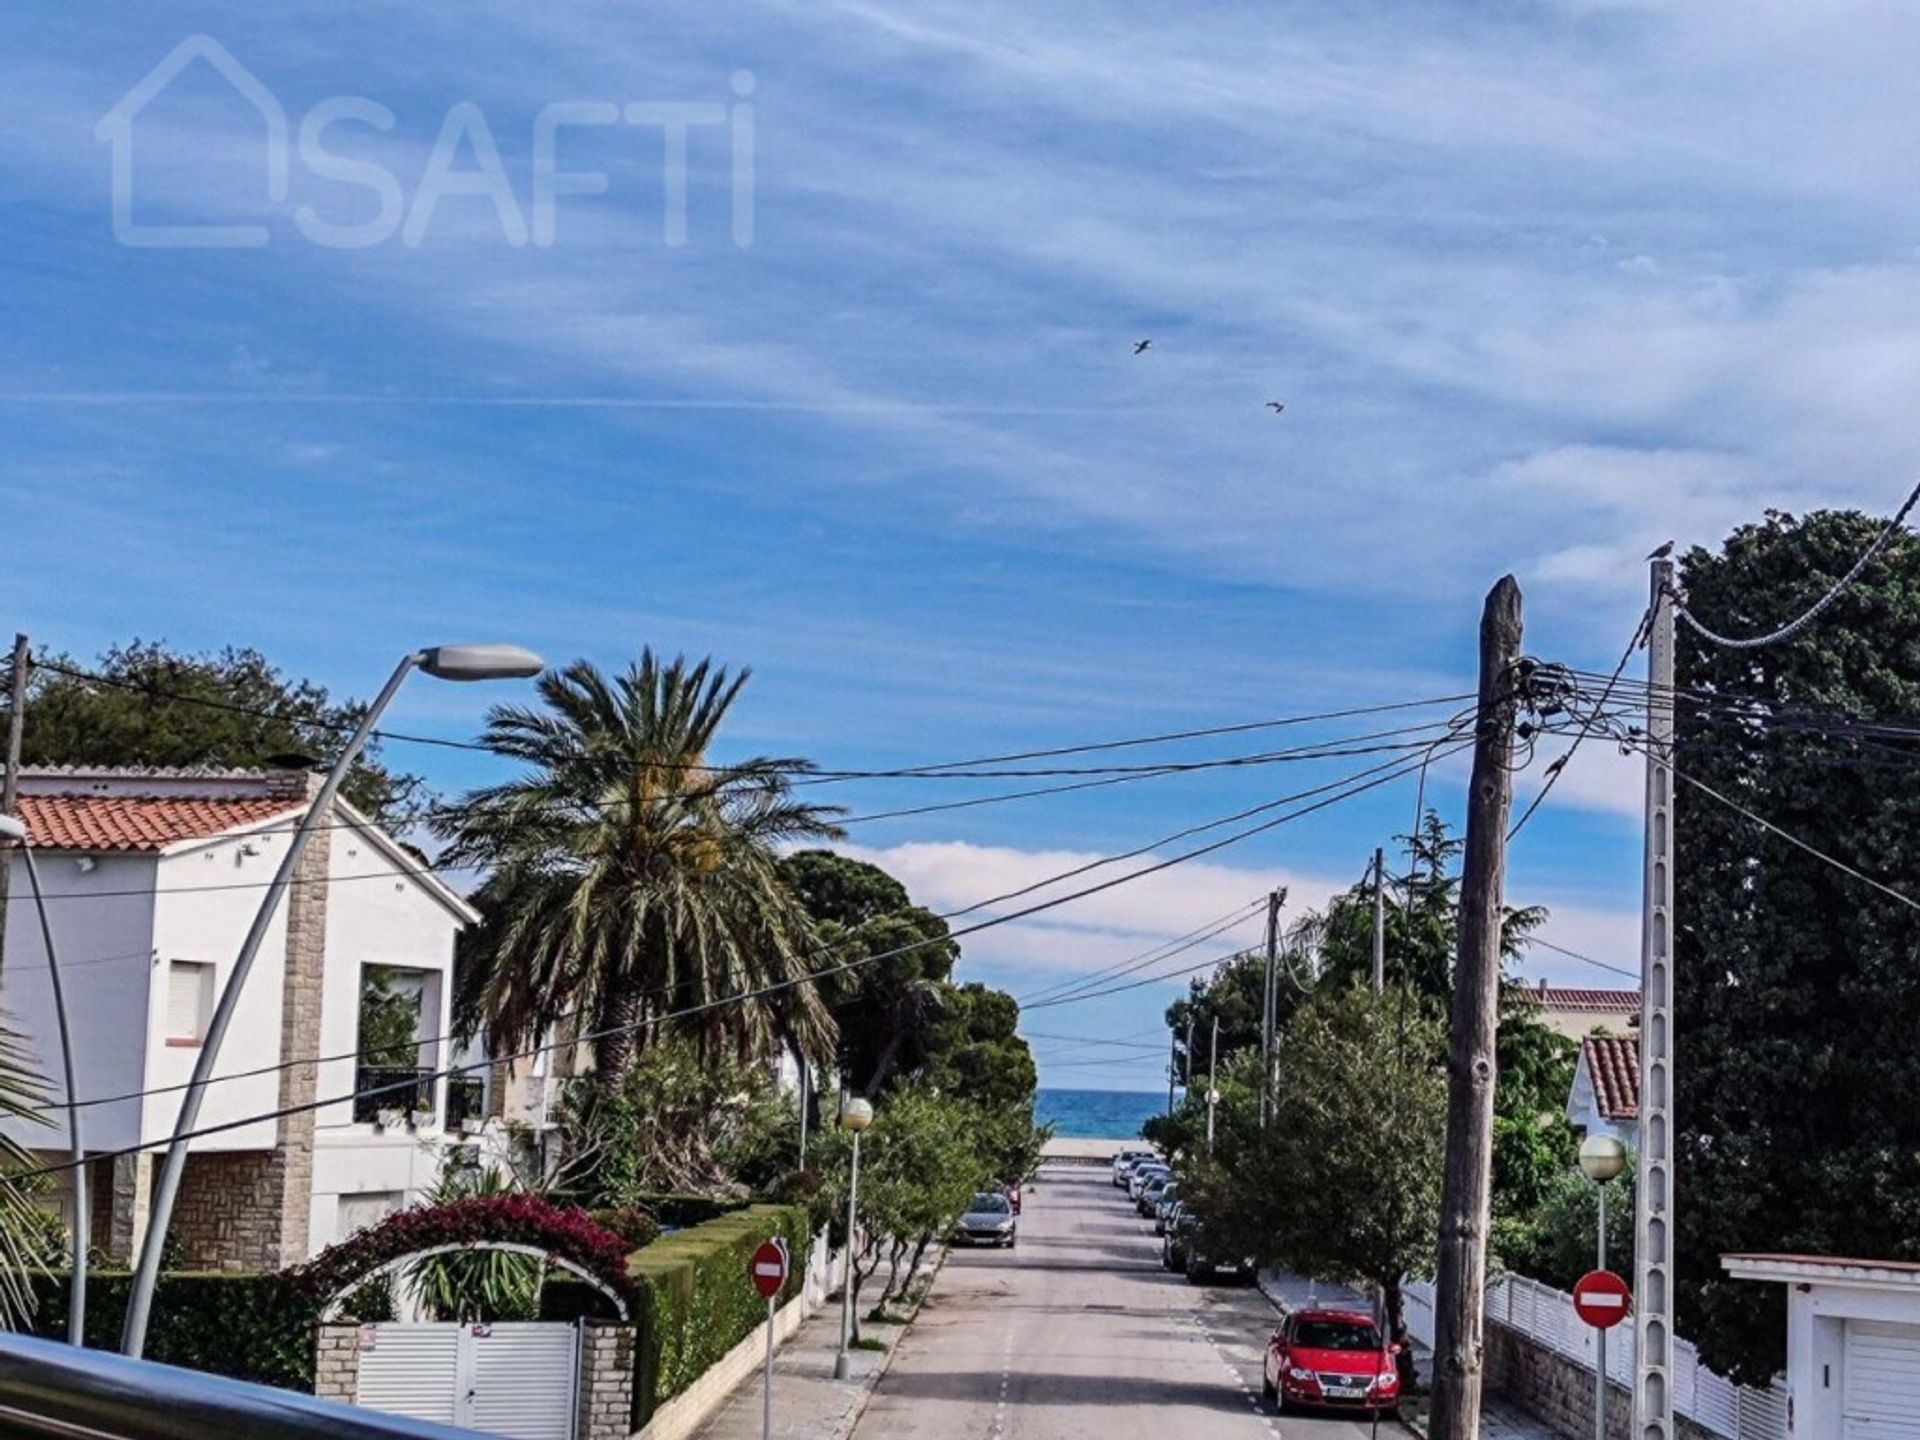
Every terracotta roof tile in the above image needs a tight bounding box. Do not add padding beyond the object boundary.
[13,794,302,852]
[1582,1035,1640,1121]
[1517,985,1638,1011]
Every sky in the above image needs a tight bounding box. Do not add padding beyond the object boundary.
[6,2,1918,1090]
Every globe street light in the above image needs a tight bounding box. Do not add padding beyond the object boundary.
[0,813,87,1344]
[833,1096,875,1381]
[121,643,544,1357]
[1578,1132,1629,1440]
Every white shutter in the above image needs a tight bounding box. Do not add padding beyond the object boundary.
[167,962,211,1041]
[1845,1321,1920,1439]
[356,1324,463,1426]
[466,1324,580,1440]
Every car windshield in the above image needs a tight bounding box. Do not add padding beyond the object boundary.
[1159,1187,1179,1203]
[970,1193,1010,1214]
[1292,1320,1381,1352]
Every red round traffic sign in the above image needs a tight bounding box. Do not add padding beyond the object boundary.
[750,1239,789,1299]
[1573,1269,1632,1329]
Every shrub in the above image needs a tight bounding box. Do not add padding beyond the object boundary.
[591,1206,663,1251]
[30,1272,319,1390]
[629,1203,812,1425]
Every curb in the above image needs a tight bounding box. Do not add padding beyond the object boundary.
[826,1245,952,1440]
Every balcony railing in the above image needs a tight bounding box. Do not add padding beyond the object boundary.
[352,1065,435,1125]
[445,1075,486,1132]
[0,1331,486,1439]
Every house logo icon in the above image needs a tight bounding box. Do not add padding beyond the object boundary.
[95,35,288,249]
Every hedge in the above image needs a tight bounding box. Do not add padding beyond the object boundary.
[628,1203,812,1425]
[30,1272,320,1391]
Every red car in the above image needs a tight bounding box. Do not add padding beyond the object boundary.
[1262,1307,1402,1418]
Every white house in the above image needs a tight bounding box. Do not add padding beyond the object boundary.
[0,766,488,1270]
[1565,1033,1637,1146]
[1512,981,1639,1041]
[1722,1253,1920,1437]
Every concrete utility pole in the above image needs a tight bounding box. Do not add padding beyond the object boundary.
[1371,845,1387,994]
[1166,1027,1177,1116]
[0,633,28,972]
[1429,576,1524,1440]
[1258,888,1283,1127]
[1634,558,1678,1440]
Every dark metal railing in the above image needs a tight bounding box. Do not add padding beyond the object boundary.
[445,1076,486,1131]
[0,1331,486,1439]
[352,1066,435,1125]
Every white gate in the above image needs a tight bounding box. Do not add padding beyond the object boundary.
[356,1321,580,1440]
[1844,1320,1920,1440]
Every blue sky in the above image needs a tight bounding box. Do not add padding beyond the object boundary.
[7,2,1916,1089]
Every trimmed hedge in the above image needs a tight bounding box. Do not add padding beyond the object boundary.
[627,1193,752,1229]
[30,1272,320,1390]
[628,1203,812,1425]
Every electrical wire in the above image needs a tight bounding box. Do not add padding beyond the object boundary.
[21,745,1443,1123]
[1522,936,1640,981]
[1671,478,1920,650]
[1507,609,1651,843]
[1013,902,1266,1007]
[12,738,1447,1180]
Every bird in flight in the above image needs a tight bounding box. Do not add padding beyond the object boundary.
[1646,540,1675,560]
[1133,339,1152,355]
[1266,400,1285,414]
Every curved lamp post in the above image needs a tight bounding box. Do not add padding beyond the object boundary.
[0,813,87,1344]
[1579,1132,1629,1440]
[121,644,544,1358]
[833,1096,874,1381]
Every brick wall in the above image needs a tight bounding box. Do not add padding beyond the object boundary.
[314,1322,363,1404]
[577,1320,637,1440]
[1486,1320,1724,1440]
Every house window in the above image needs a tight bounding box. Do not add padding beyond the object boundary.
[337,1191,404,1237]
[166,961,214,1046]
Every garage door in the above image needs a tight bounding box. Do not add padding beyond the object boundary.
[1844,1320,1920,1439]
[356,1321,579,1440]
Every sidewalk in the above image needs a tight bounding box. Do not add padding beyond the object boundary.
[686,1281,920,1440]
[1253,1270,1558,1440]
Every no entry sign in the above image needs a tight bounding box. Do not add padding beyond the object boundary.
[1573,1269,1632,1329]
[751,1239,789,1299]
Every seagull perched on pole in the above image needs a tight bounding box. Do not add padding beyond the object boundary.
[1133,339,1152,355]
[1646,540,1675,560]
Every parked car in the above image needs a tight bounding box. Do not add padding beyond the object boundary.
[1162,1207,1195,1271]
[1137,1174,1173,1217]
[1262,1308,1402,1419]
[1184,1229,1255,1285]
[1128,1164,1170,1202]
[1152,1184,1180,1234]
[1111,1150,1155,1188]
[954,1191,1018,1247]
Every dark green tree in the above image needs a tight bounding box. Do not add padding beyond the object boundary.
[1673,508,1920,1383]
[15,640,426,825]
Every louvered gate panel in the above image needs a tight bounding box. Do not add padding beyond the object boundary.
[356,1324,463,1426]
[1844,1321,1920,1440]
[466,1323,579,1440]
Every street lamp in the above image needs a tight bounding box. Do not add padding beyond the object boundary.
[0,813,87,1345]
[120,643,544,1357]
[833,1096,874,1381]
[1579,1132,1629,1440]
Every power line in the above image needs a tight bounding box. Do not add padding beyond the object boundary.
[13,737,1439,1180]
[22,746,1438,1123]
[1670,477,1920,651]
[1523,936,1640,981]
[1012,902,1265,1007]
[1507,610,1651,842]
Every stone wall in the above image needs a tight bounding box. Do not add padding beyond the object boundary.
[171,1151,290,1271]
[578,1320,637,1440]
[1485,1320,1725,1440]
[314,1322,363,1405]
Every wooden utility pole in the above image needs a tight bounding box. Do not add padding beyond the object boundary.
[1258,888,1283,1127]
[1429,576,1523,1440]
[0,634,28,975]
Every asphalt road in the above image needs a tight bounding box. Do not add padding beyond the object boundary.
[851,1163,1389,1440]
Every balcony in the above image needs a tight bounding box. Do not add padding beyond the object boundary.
[446,1075,487,1132]
[352,1066,435,1125]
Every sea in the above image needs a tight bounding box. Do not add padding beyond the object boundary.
[1036,1087,1166,1141]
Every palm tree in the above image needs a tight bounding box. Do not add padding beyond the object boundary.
[440,652,843,1090]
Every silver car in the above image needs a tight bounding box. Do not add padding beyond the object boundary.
[1129,1165,1170,1202]
[955,1191,1018,1247]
